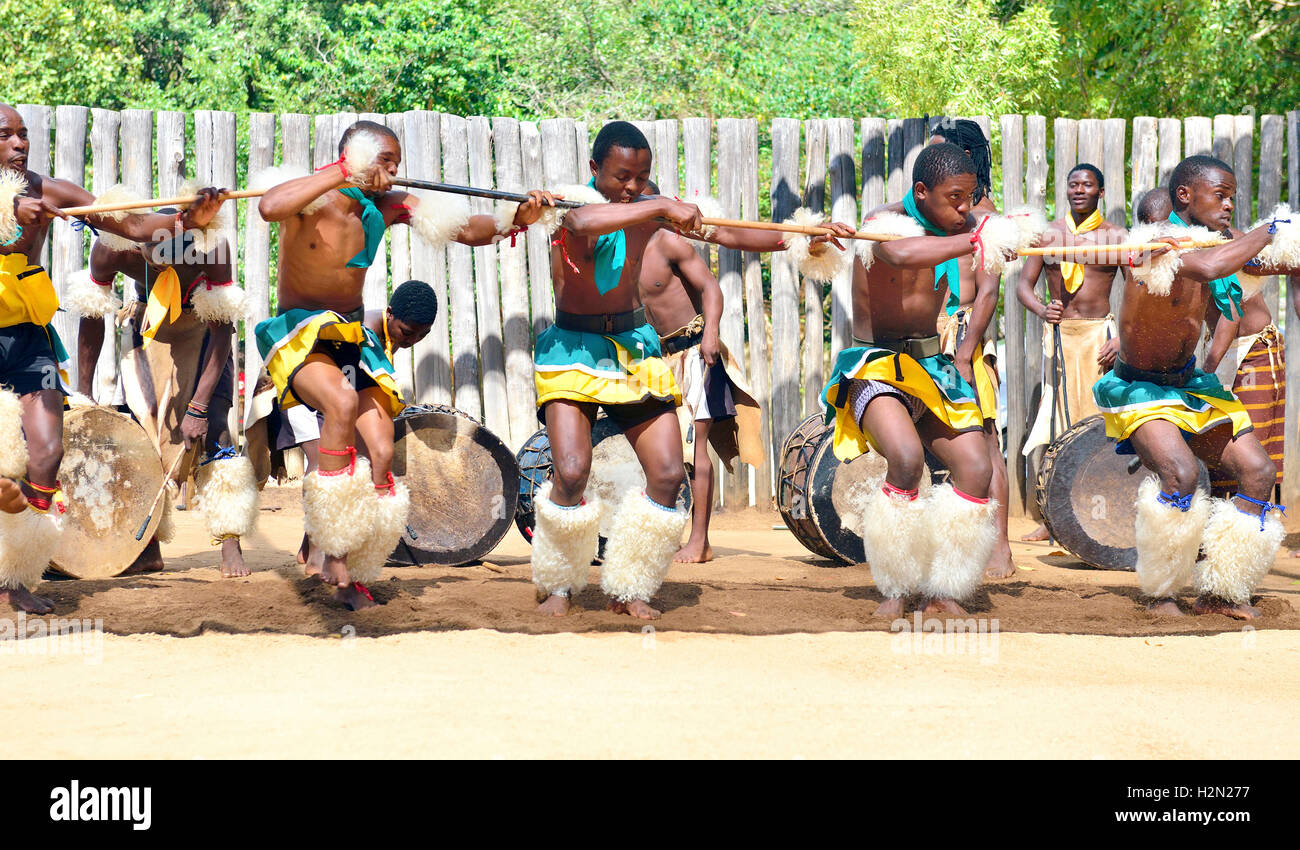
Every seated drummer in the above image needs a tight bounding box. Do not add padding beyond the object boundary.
[822,143,1010,619]
[68,222,256,579]
[1094,155,1300,619]
[264,280,437,575]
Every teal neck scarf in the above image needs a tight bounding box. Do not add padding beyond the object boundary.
[339,187,386,269]
[588,179,626,295]
[902,188,960,307]
[1168,211,1242,320]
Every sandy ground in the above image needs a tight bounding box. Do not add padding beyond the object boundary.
[4,484,1300,758]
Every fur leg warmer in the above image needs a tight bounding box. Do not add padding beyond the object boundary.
[62,269,122,319]
[345,481,411,585]
[0,506,62,591]
[0,388,27,480]
[859,485,929,598]
[530,482,601,596]
[1194,498,1284,605]
[599,492,687,603]
[196,455,259,542]
[1133,477,1209,599]
[923,484,996,602]
[302,457,375,558]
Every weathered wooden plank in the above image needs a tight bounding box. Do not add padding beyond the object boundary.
[441,113,480,419]
[654,119,679,197]
[405,111,452,405]
[210,111,238,289]
[1001,115,1027,516]
[682,118,712,266]
[468,115,509,440]
[492,117,538,451]
[1232,113,1254,228]
[1282,110,1300,508]
[801,119,829,418]
[1102,118,1127,320]
[280,114,311,171]
[312,114,333,169]
[860,117,886,214]
[770,118,802,466]
[520,120,554,337]
[715,118,746,506]
[243,112,275,392]
[1156,117,1181,186]
[88,108,121,404]
[631,120,657,184]
[739,118,770,505]
[1258,115,1285,316]
[156,112,186,197]
[540,118,578,188]
[574,122,590,183]
[1212,113,1235,164]
[901,117,926,195]
[1052,118,1077,219]
[827,117,856,360]
[1184,116,1212,158]
[51,105,88,389]
[17,105,53,272]
[1077,119,1104,173]
[1024,115,1049,515]
[385,112,413,399]
[1131,117,1157,218]
[885,118,906,203]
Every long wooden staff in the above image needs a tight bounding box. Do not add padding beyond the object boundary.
[391,177,909,242]
[135,446,193,541]
[60,189,267,218]
[1018,238,1225,256]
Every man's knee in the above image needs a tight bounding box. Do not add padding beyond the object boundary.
[886,442,927,489]
[367,438,394,474]
[317,385,359,425]
[953,446,993,494]
[1237,450,1278,497]
[645,457,685,496]
[551,451,591,495]
[1155,453,1199,494]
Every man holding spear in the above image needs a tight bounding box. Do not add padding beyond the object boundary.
[0,103,224,613]
[255,119,555,609]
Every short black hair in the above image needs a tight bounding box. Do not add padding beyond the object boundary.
[913,142,977,191]
[644,180,661,196]
[929,118,991,204]
[1136,187,1172,224]
[1169,155,1233,206]
[338,120,399,157]
[1068,163,1105,189]
[592,121,650,166]
[389,280,437,326]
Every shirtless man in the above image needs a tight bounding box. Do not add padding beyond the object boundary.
[530,121,849,618]
[926,119,1015,578]
[257,120,552,609]
[0,103,222,612]
[276,280,437,575]
[1093,155,1300,619]
[1017,164,1124,541]
[69,226,255,578]
[637,184,762,563]
[823,143,1016,618]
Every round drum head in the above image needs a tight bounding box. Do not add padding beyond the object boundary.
[51,406,164,579]
[390,404,519,566]
[1037,415,1209,570]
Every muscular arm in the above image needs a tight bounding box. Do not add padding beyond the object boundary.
[1202,312,1240,374]
[1016,253,1048,318]
[258,165,347,221]
[564,197,698,238]
[74,245,121,396]
[873,233,974,269]
[1177,223,1273,283]
[957,268,1000,373]
[667,237,724,361]
[40,177,214,242]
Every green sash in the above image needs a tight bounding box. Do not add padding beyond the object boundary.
[1168,211,1242,320]
[338,187,386,269]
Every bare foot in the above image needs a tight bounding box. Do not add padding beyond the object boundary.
[319,554,348,587]
[1193,595,1261,620]
[303,538,323,578]
[875,596,906,619]
[922,598,968,616]
[536,594,571,617]
[335,584,376,611]
[296,533,310,565]
[0,585,54,614]
[1020,524,1050,542]
[674,539,714,563]
[984,544,1016,580]
[220,538,249,578]
[121,539,165,575]
[608,598,661,619]
[1147,598,1184,617]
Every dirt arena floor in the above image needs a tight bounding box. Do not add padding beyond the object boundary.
[4,483,1300,758]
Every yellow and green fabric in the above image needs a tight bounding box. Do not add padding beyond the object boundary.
[534,322,681,413]
[1093,363,1252,454]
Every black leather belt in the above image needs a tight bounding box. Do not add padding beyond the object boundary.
[1114,357,1194,388]
[662,330,704,355]
[855,335,942,360]
[555,306,646,335]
